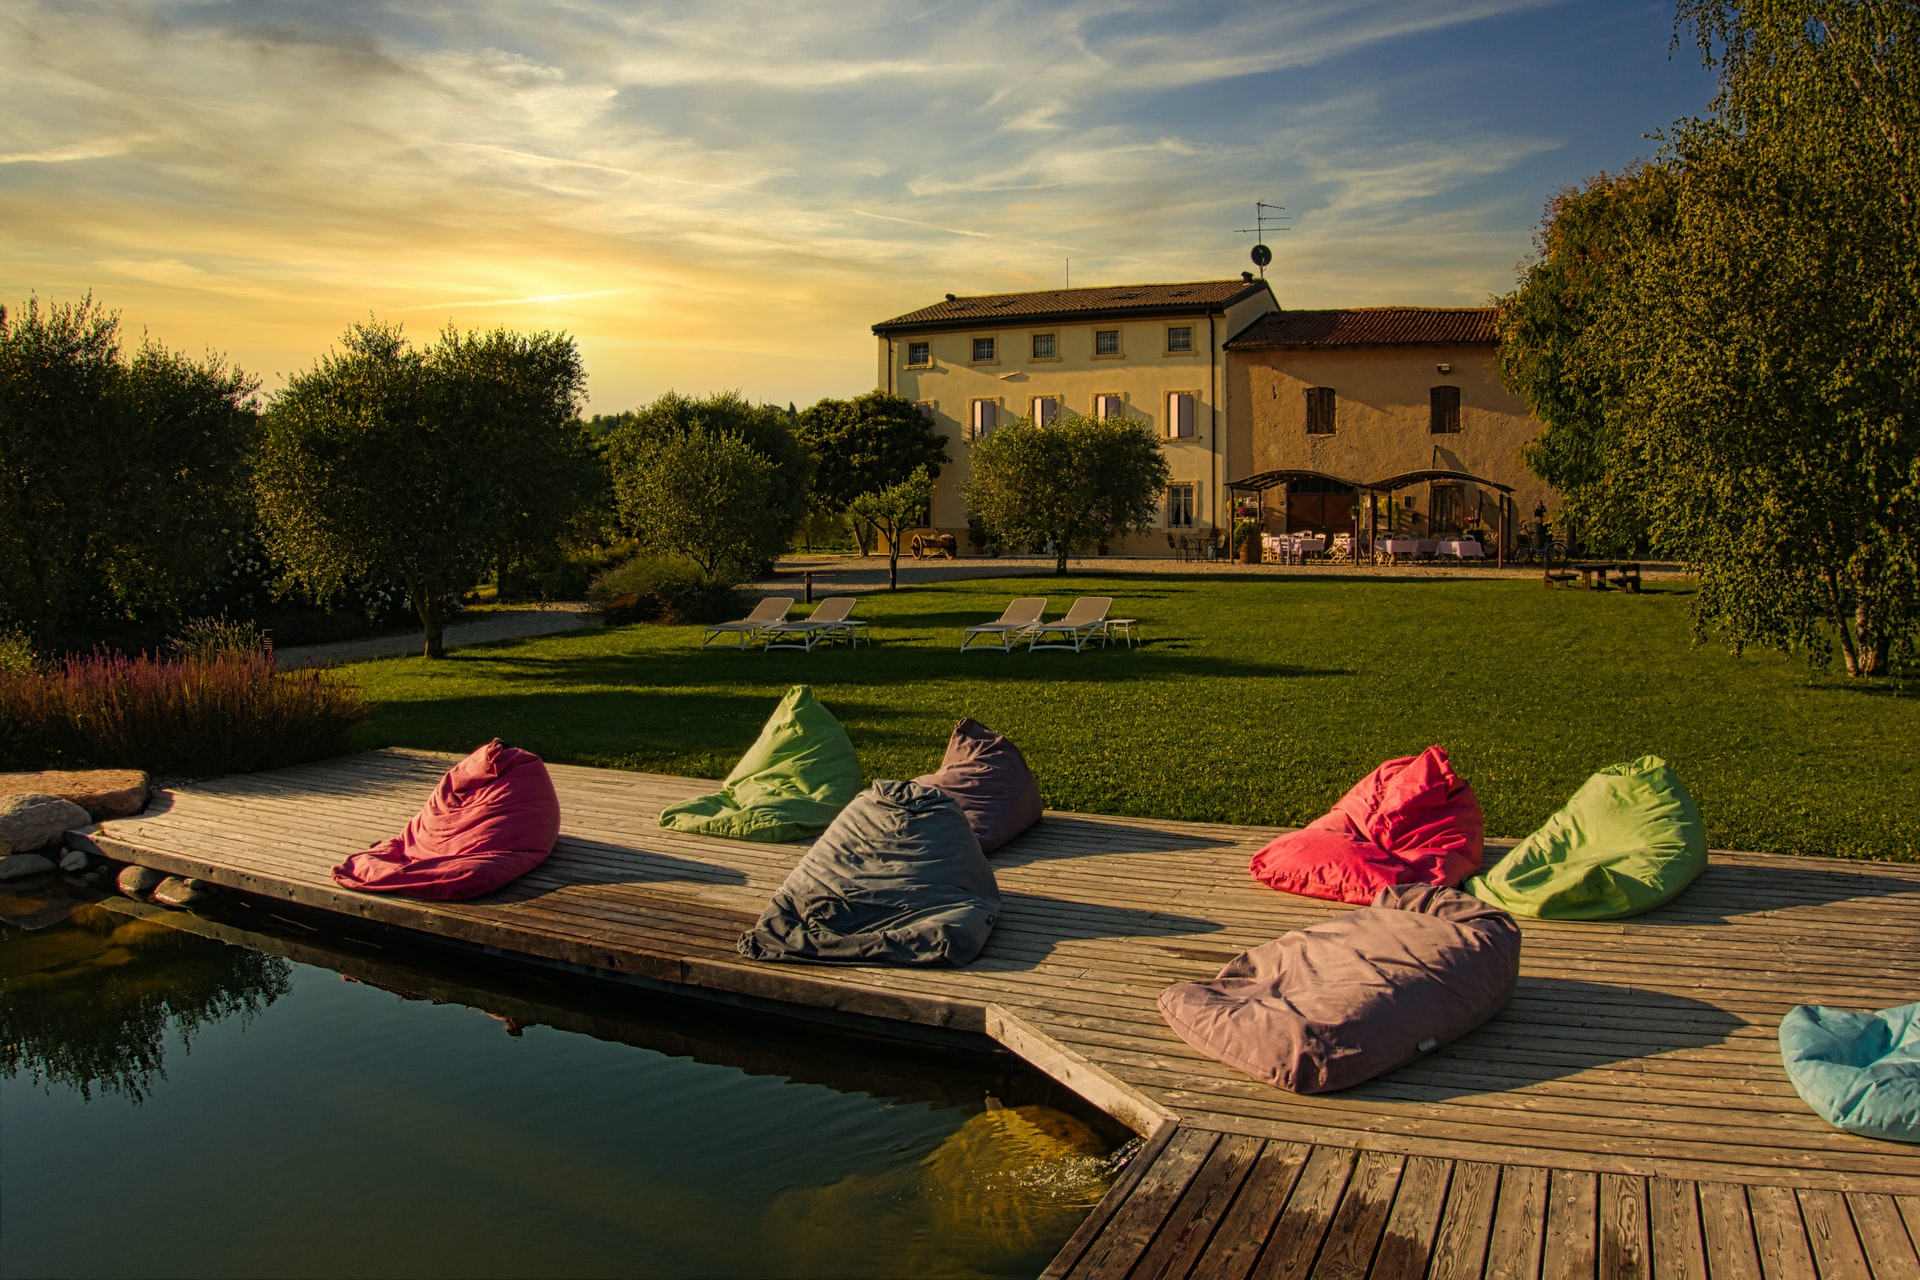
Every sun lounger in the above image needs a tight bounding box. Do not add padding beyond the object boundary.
[1027,597,1113,652]
[762,597,865,651]
[701,596,793,650]
[961,597,1046,652]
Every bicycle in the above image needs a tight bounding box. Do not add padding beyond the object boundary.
[1508,523,1568,567]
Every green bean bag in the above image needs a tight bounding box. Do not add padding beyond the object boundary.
[1779,1002,1920,1143]
[1467,755,1706,920]
[657,685,861,842]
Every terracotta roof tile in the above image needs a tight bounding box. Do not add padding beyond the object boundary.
[873,279,1270,334]
[1225,307,1497,349]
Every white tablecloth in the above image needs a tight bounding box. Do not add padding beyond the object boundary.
[1437,539,1486,559]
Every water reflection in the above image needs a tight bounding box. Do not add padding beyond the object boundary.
[0,891,290,1102]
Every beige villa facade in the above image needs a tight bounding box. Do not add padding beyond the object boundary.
[872,278,1277,553]
[1222,308,1553,545]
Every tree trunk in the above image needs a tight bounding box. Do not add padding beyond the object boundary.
[416,589,446,659]
[1855,599,1888,676]
[1055,546,1069,575]
[888,545,900,589]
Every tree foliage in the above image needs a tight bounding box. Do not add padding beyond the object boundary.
[794,392,948,552]
[255,321,592,657]
[848,466,934,590]
[0,296,259,648]
[960,411,1170,574]
[614,428,788,582]
[600,391,813,570]
[1497,0,1920,675]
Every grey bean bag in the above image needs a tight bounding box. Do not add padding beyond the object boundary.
[1158,884,1520,1093]
[912,718,1043,854]
[738,780,1000,966]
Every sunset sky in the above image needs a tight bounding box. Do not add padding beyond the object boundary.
[3,1,1716,415]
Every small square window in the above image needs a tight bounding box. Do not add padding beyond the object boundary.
[1094,329,1120,357]
[906,341,931,367]
[972,337,996,362]
[1031,333,1056,360]
[1167,326,1193,353]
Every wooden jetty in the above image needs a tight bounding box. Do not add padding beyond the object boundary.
[81,749,1920,1279]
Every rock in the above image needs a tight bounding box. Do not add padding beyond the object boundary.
[150,876,216,909]
[0,770,150,820]
[59,848,90,873]
[0,793,92,854]
[0,852,57,880]
[117,865,165,899]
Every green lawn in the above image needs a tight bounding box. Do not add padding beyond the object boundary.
[343,572,1919,862]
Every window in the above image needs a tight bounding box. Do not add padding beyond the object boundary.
[1166,483,1196,528]
[1093,393,1124,419]
[1166,326,1193,354]
[1305,387,1337,435]
[915,400,937,420]
[906,341,931,367]
[972,337,996,363]
[1430,385,1461,434]
[1166,391,1195,439]
[971,399,1000,440]
[1031,395,1060,426]
[1031,333,1057,360]
[1094,329,1121,357]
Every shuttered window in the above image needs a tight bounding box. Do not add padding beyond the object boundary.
[1032,396,1059,426]
[971,399,999,439]
[1305,387,1336,435]
[1167,391,1195,438]
[1094,393,1124,419]
[1430,385,1461,434]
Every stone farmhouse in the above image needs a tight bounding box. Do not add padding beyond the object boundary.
[871,278,1551,556]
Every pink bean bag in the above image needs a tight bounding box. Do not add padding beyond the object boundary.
[332,740,561,901]
[1249,745,1483,904]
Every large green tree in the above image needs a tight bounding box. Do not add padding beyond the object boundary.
[794,392,948,554]
[0,295,258,647]
[256,321,592,658]
[600,391,813,570]
[961,411,1169,575]
[615,428,787,582]
[1498,0,1920,675]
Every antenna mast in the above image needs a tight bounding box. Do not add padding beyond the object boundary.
[1233,201,1288,277]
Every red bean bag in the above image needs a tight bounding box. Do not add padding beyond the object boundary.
[1249,745,1483,904]
[333,740,561,901]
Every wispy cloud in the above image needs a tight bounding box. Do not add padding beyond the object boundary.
[0,0,1691,409]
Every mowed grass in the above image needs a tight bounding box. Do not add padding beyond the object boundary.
[343,572,1919,862]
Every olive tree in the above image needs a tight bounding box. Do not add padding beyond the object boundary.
[256,321,592,658]
[615,428,787,582]
[848,466,934,589]
[0,295,258,647]
[961,411,1169,574]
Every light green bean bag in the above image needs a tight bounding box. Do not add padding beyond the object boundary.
[658,685,861,842]
[1467,756,1707,919]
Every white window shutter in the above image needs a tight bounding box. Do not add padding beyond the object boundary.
[1168,392,1194,438]
[974,401,997,438]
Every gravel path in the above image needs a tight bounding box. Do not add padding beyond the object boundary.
[275,602,596,668]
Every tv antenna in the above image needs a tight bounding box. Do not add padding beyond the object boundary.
[1233,201,1288,277]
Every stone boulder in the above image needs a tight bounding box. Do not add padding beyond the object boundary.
[0,853,57,881]
[151,876,216,909]
[117,865,165,899]
[0,770,150,820]
[0,794,92,855]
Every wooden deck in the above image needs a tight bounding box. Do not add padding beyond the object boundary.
[82,749,1920,1279]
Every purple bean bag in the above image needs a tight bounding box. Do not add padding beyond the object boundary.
[912,718,1042,854]
[1158,885,1520,1093]
[1249,745,1484,904]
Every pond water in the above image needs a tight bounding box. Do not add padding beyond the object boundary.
[0,883,1129,1279]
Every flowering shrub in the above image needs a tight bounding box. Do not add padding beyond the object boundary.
[0,651,365,777]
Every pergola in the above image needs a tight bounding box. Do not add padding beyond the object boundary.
[1224,466,1519,567]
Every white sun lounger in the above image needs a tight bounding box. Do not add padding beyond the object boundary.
[961,597,1047,652]
[1027,596,1114,652]
[701,596,793,650]
[762,597,865,651]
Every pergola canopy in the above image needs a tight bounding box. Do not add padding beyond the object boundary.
[1227,466,1515,494]
[1364,468,1515,494]
[1225,468,1365,493]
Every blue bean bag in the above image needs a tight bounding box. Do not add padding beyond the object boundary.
[1779,1002,1920,1143]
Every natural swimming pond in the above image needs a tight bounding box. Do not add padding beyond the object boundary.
[0,882,1131,1278]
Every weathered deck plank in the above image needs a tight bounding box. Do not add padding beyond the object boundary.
[81,750,1920,1278]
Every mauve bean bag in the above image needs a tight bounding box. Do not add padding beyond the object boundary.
[912,718,1043,854]
[1249,746,1484,904]
[1158,884,1520,1093]
[739,779,1000,966]
[658,685,861,842]
[1780,1002,1920,1144]
[332,740,561,901]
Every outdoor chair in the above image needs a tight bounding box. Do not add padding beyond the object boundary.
[762,597,865,651]
[961,598,1046,652]
[701,596,794,650]
[1028,597,1114,652]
